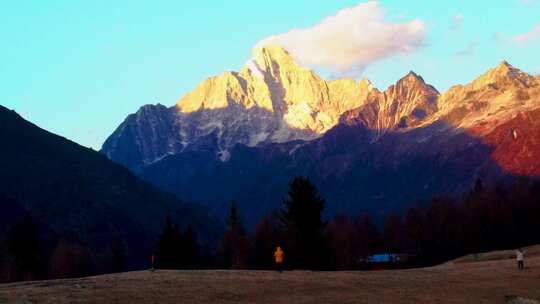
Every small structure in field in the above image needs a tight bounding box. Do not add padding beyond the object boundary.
[358,253,417,269]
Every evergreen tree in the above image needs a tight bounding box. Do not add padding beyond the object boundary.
[354,214,381,258]
[109,238,127,273]
[220,202,249,268]
[326,215,358,269]
[181,225,199,269]
[156,216,183,269]
[473,178,483,194]
[254,213,283,269]
[402,207,425,255]
[5,217,42,281]
[383,214,403,253]
[422,196,464,264]
[49,238,93,279]
[281,177,327,269]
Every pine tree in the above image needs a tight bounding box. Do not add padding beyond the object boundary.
[355,214,381,258]
[326,215,358,269]
[281,177,327,269]
[473,178,483,194]
[383,214,403,253]
[5,217,42,281]
[109,238,127,273]
[49,239,93,279]
[157,216,183,269]
[0,243,5,282]
[402,207,425,255]
[219,202,249,268]
[181,225,199,269]
[254,213,283,269]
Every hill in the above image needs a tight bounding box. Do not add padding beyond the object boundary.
[0,105,220,270]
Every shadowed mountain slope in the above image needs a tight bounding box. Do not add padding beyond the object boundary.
[0,105,220,267]
[101,45,540,228]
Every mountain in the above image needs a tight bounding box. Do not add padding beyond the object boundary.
[102,44,540,227]
[102,44,373,171]
[340,71,439,137]
[0,105,220,267]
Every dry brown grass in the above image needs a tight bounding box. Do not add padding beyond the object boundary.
[451,245,540,264]
[1,246,540,304]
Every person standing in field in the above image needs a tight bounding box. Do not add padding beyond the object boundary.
[516,248,524,270]
[274,246,284,273]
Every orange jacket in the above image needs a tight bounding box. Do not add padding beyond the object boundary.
[274,247,284,263]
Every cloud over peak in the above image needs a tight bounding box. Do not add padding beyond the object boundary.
[511,24,540,45]
[256,1,426,75]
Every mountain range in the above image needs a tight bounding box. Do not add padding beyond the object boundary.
[102,44,540,227]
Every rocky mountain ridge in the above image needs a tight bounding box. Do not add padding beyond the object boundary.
[102,44,377,169]
[103,44,539,173]
[101,44,540,225]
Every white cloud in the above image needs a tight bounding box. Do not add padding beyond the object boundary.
[452,14,464,30]
[511,24,540,45]
[453,41,477,58]
[493,32,505,42]
[256,1,426,75]
[516,0,535,6]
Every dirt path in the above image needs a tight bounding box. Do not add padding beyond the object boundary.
[1,254,539,304]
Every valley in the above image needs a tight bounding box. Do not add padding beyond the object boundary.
[1,1,539,301]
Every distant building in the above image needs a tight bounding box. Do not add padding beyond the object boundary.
[361,253,415,264]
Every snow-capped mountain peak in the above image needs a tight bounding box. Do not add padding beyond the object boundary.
[469,60,536,91]
[104,43,376,167]
[102,50,540,174]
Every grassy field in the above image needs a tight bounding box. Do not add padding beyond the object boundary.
[1,246,540,304]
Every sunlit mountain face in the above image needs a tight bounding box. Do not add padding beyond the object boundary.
[101,43,540,227]
[102,45,376,168]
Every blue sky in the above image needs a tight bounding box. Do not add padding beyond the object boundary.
[1,0,539,149]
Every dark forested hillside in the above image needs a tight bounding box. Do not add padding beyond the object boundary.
[0,105,220,278]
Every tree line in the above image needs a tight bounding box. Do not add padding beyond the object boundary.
[0,218,127,282]
[156,176,540,270]
[1,176,539,282]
